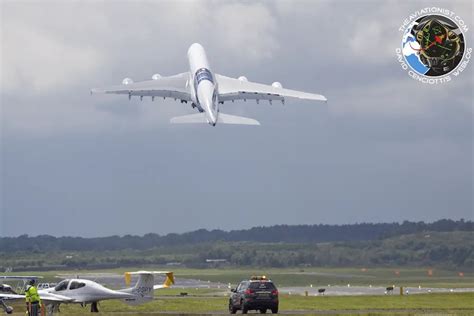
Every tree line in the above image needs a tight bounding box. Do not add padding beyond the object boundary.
[0,219,471,252]
[1,231,472,271]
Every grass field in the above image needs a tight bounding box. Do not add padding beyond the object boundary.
[7,292,474,315]
[4,267,473,315]
[172,267,473,288]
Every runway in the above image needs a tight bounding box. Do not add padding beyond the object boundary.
[279,285,474,296]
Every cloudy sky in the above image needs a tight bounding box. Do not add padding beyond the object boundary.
[1,0,472,237]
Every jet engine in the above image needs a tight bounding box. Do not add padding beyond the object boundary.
[152,73,162,80]
[272,82,282,88]
[122,78,133,85]
[238,76,248,82]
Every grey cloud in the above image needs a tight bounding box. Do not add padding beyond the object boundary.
[1,0,472,236]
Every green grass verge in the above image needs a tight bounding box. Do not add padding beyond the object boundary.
[8,292,474,315]
[3,267,473,290]
[173,267,473,288]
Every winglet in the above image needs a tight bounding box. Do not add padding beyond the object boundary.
[163,272,175,288]
[124,272,132,287]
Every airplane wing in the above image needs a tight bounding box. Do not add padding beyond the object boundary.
[0,293,24,300]
[91,73,192,102]
[40,292,75,303]
[0,276,43,280]
[216,74,327,103]
[0,292,73,303]
[0,292,73,316]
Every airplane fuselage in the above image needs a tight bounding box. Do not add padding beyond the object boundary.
[187,43,219,126]
[42,279,134,303]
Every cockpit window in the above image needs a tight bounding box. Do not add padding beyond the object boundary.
[54,280,69,292]
[195,68,214,84]
[69,281,86,290]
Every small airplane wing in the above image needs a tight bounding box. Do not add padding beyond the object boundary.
[40,292,75,303]
[0,276,43,280]
[216,74,327,103]
[91,73,192,102]
[0,293,24,300]
[0,292,73,303]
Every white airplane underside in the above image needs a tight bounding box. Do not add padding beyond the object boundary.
[92,43,327,126]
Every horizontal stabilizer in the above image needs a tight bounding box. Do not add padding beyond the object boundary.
[170,113,260,125]
[153,272,175,290]
[218,113,260,125]
[170,113,207,124]
[120,271,174,305]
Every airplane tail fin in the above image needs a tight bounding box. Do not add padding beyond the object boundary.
[170,113,260,125]
[121,271,173,305]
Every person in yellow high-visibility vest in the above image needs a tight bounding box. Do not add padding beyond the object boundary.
[25,279,43,316]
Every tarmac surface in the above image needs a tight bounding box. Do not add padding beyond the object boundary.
[279,285,474,296]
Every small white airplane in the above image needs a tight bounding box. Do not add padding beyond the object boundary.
[0,271,174,315]
[91,43,327,126]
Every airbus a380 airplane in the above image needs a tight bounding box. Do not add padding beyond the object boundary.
[92,43,327,126]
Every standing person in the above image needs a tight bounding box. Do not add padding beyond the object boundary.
[25,279,42,316]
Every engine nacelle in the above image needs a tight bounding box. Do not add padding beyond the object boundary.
[272,82,282,89]
[122,78,133,85]
[152,73,162,80]
[238,76,248,82]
